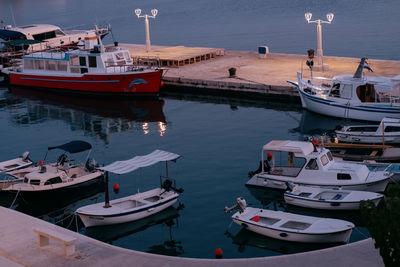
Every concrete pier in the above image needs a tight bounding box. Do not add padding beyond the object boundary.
[126,44,400,100]
[0,207,384,267]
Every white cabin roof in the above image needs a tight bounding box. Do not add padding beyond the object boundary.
[262,140,314,155]
[8,24,62,36]
[334,74,399,91]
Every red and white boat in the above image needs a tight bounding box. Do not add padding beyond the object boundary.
[3,37,163,96]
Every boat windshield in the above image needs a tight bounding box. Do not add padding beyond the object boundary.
[269,151,306,177]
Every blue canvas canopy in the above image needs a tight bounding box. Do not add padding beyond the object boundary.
[48,141,92,154]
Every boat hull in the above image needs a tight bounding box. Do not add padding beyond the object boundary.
[8,70,163,96]
[284,193,383,210]
[233,217,353,243]
[246,174,390,193]
[6,172,104,201]
[76,189,179,227]
[336,133,400,144]
[297,87,400,122]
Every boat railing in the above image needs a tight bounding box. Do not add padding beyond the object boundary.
[105,63,159,73]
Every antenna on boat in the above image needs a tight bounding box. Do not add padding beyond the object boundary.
[9,6,16,27]
[353,57,366,79]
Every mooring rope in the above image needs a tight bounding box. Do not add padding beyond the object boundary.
[9,190,20,208]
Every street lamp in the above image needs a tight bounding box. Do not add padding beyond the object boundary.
[135,8,158,52]
[305,12,334,71]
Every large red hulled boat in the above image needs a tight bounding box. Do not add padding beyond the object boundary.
[3,37,163,96]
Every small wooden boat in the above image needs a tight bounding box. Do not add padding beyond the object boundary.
[76,149,183,228]
[336,117,400,144]
[324,142,400,163]
[284,185,384,210]
[225,198,354,243]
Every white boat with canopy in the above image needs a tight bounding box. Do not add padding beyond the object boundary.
[335,117,400,144]
[76,149,183,228]
[288,58,400,122]
[284,185,384,210]
[225,198,354,243]
[246,140,391,192]
[4,141,104,199]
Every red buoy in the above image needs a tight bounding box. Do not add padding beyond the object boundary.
[113,183,120,193]
[160,81,165,87]
[215,248,223,259]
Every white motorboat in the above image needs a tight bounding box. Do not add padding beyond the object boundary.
[0,24,109,52]
[284,185,384,210]
[225,198,354,243]
[4,141,104,200]
[335,117,400,144]
[0,152,33,189]
[76,149,183,228]
[246,140,391,192]
[288,58,400,122]
[0,152,32,173]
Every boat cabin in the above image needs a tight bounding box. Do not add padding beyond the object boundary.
[327,75,400,103]
[20,39,134,75]
[261,140,370,181]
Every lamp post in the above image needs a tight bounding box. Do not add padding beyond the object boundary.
[305,12,334,71]
[135,8,158,52]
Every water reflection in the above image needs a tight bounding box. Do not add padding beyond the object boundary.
[85,206,184,256]
[2,87,167,143]
[226,228,340,255]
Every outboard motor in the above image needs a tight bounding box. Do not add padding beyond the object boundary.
[162,178,184,193]
[85,158,99,172]
[21,151,30,162]
[225,197,247,214]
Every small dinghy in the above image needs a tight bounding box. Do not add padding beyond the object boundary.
[284,185,384,210]
[0,152,32,173]
[225,198,354,243]
[0,152,33,189]
[76,149,183,228]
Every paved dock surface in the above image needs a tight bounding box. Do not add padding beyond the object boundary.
[125,44,400,99]
[0,207,384,267]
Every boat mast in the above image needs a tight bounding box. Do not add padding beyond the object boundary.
[104,171,111,208]
[353,58,366,79]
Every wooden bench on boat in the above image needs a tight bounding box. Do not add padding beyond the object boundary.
[34,227,77,257]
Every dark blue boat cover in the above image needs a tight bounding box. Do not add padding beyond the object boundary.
[48,141,92,153]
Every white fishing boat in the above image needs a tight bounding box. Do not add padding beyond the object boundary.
[335,117,400,144]
[76,149,183,228]
[4,141,104,200]
[284,185,384,210]
[246,140,391,192]
[288,58,400,122]
[225,198,354,243]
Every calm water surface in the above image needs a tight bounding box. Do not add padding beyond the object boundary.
[0,86,369,258]
[0,0,392,259]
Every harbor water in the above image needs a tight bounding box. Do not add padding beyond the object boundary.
[0,0,397,259]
